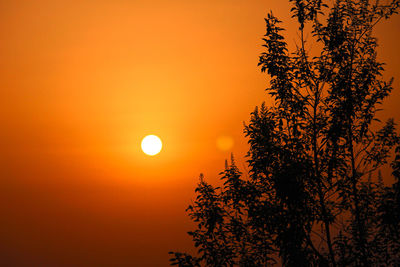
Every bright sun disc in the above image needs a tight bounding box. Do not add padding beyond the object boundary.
[141,135,162,156]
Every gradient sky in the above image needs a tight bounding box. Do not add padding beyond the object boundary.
[1,0,400,266]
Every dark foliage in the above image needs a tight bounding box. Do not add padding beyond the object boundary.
[170,0,400,266]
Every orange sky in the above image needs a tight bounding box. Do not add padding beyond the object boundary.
[1,0,400,266]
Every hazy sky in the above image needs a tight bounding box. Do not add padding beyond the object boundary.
[1,0,399,266]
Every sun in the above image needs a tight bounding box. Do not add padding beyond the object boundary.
[141,135,162,156]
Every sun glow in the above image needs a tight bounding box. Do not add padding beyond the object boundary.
[141,135,162,156]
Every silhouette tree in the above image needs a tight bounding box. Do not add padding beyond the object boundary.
[170,0,400,266]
